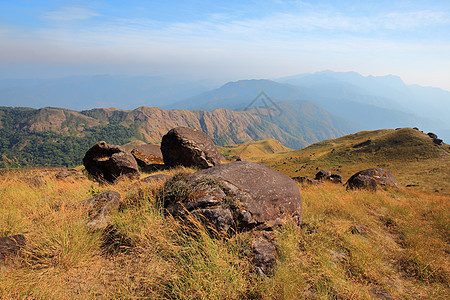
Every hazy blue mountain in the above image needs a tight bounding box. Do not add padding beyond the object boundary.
[277,70,450,130]
[0,75,218,110]
[248,101,355,144]
[167,79,303,110]
[172,77,447,141]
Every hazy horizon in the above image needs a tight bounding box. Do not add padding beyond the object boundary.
[1,1,449,91]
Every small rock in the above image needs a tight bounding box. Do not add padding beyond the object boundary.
[80,191,121,230]
[252,231,277,275]
[0,234,26,260]
[370,287,392,300]
[55,171,70,180]
[329,173,343,184]
[292,176,323,186]
[433,138,443,145]
[427,132,437,139]
[329,250,348,263]
[315,169,332,181]
[349,225,371,235]
[18,176,44,187]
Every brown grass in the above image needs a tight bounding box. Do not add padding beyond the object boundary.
[0,160,449,299]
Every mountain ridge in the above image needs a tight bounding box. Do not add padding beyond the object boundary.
[1,104,341,167]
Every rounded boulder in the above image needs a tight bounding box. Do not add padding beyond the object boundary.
[83,141,140,183]
[346,168,398,191]
[163,161,302,233]
[161,127,222,169]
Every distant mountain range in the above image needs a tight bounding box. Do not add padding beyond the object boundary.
[0,103,346,167]
[0,75,218,110]
[0,70,449,158]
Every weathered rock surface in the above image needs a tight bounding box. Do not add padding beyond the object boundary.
[141,174,171,184]
[83,141,140,183]
[315,169,332,181]
[131,144,164,166]
[163,161,302,233]
[329,173,343,184]
[80,191,121,230]
[252,231,277,276]
[0,234,26,260]
[346,168,398,191]
[161,127,222,169]
[433,138,443,145]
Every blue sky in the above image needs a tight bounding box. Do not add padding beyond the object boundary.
[0,0,449,89]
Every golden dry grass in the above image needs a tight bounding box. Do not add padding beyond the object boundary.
[1,146,449,299]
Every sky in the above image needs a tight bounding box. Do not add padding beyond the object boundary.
[0,0,449,90]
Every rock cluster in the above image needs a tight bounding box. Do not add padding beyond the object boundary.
[315,169,343,184]
[427,132,443,145]
[83,127,223,183]
[80,127,304,274]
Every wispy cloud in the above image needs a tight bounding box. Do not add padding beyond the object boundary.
[1,2,449,89]
[43,7,99,22]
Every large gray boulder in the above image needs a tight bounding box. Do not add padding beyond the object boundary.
[162,161,302,233]
[161,127,222,169]
[131,144,164,167]
[346,168,398,191]
[83,141,140,183]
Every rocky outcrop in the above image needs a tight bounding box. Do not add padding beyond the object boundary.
[162,161,302,232]
[161,161,301,276]
[80,191,121,230]
[131,144,164,166]
[346,168,398,191]
[427,132,443,145]
[161,127,222,169]
[83,141,140,183]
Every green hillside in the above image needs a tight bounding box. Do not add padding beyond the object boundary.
[0,105,346,168]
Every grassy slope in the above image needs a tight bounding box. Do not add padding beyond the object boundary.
[1,128,449,299]
[258,128,450,195]
[218,138,293,160]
